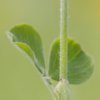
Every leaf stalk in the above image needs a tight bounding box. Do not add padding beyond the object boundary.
[60,0,67,80]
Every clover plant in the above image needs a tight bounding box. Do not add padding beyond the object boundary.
[7,0,94,100]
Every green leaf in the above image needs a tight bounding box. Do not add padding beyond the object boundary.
[49,38,94,84]
[8,24,45,74]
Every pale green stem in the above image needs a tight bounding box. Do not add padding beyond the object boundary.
[60,0,67,79]
[53,0,70,100]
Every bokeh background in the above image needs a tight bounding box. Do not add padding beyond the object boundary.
[0,0,99,100]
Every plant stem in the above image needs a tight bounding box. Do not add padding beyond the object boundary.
[60,0,67,80]
[52,0,70,100]
[53,0,70,100]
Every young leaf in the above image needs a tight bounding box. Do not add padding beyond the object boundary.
[49,38,94,84]
[8,24,45,74]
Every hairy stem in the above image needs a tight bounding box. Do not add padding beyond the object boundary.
[60,0,67,79]
[53,0,70,100]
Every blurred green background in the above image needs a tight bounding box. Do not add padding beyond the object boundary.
[0,0,99,100]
